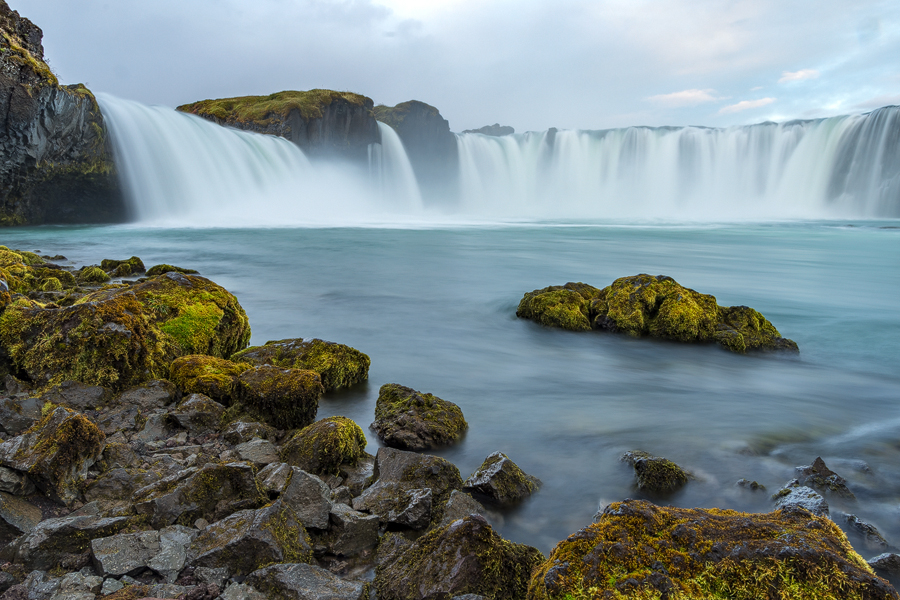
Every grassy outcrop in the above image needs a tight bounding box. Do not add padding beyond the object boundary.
[281,416,367,476]
[517,275,798,353]
[177,90,370,127]
[528,499,895,600]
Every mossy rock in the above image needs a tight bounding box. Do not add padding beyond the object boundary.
[77,266,110,284]
[516,282,599,331]
[463,451,541,506]
[716,305,799,353]
[376,514,544,600]
[178,89,371,126]
[622,450,690,495]
[168,355,249,404]
[145,264,199,277]
[101,256,145,275]
[40,277,62,292]
[281,416,367,476]
[371,383,467,450]
[232,365,323,430]
[232,337,370,392]
[527,499,896,600]
[0,247,26,268]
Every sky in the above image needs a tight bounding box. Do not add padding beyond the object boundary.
[20,0,900,132]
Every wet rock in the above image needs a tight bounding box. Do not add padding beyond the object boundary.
[0,492,41,545]
[0,466,35,496]
[131,412,178,443]
[168,355,247,405]
[281,417,367,476]
[223,420,275,445]
[3,375,31,396]
[256,462,294,497]
[39,380,110,411]
[100,578,123,595]
[438,490,492,528]
[339,457,374,497]
[49,571,103,600]
[323,503,379,556]
[796,457,855,500]
[869,553,900,576]
[245,562,366,600]
[2,513,130,571]
[168,393,225,434]
[150,525,198,582]
[0,396,41,436]
[371,383,467,450]
[234,438,278,466]
[280,468,333,529]
[132,462,264,528]
[516,282,599,331]
[0,406,105,505]
[101,256,146,276]
[376,515,542,600]
[187,500,311,576]
[233,365,323,430]
[622,450,689,495]
[529,499,895,600]
[772,481,830,516]
[91,525,197,581]
[232,337,370,392]
[838,512,890,551]
[84,467,161,505]
[219,582,267,600]
[116,379,180,411]
[145,264,199,277]
[462,451,540,506]
[735,478,766,491]
[194,566,229,588]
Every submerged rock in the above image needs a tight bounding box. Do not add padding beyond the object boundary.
[462,451,541,506]
[371,383,467,450]
[232,338,370,392]
[772,481,829,516]
[796,456,856,500]
[527,499,896,600]
[375,514,543,600]
[281,416,368,476]
[517,275,799,354]
[622,450,689,495]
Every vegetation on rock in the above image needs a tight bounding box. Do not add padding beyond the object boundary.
[372,383,467,450]
[463,451,541,505]
[622,450,690,495]
[232,365,324,430]
[178,90,370,127]
[145,264,198,277]
[281,416,367,476]
[168,354,249,404]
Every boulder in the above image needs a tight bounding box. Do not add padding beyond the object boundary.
[280,468,333,530]
[622,450,689,495]
[256,462,294,497]
[0,491,41,545]
[83,467,161,505]
[772,481,830,516]
[101,256,146,276]
[115,379,180,411]
[235,438,278,466]
[869,554,900,577]
[38,380,110,411]
[517,275,799,353]
[796,457,855,500]
[0,465,35,495]
[167,393,225,434]
[371,383,467,450]
[145,264,198,277]
[219,582,267,600]
[92,529,161,577]
[0,406,105,505]
[187,500,311,576]
[375,515,543,600]
[245,562,366,600]
[321,503,379,556]
[223,420,275,445]
[838,513,890,551]
[233,365,323,430]
[528,499,895,600]
[232,338,370,392]
[0,396,41,435]
[438,490,493,528]
[281,417,367,476]
[132,462,265,527]
[168,356,248,405]
[462,451,540,505]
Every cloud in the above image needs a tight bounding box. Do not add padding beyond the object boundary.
[718,98,776,114]
[854,94,900,109]
[646,89,720,107]
[778,69,820,83]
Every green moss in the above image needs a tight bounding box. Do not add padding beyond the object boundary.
[622,451,690,495]
[232,337,370,392]
[716,305,799,354]
[0,247,25,268]
[78,266,110,284]
[169,354,249,404]
[528,500,890,600]
[40,277,62,292]
[280,416,367,475]
[465,451,540,505]
[145,264,198,277]
[233,365,324,430]
[1,31,58,86]
[516,283,599,331]
[372,383,467,450]
[177,89,371,126]
[102,256,145,275]
[14,251,44,266]
[259,502,313,564]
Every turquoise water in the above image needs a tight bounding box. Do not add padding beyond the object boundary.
[2,221,899,555]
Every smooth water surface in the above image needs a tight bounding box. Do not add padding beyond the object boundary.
[2,222,899,555]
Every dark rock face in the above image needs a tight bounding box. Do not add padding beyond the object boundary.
[0,1,124,226]
[246,562,366,600]
[462,124,515,136]
[374,100,459,203]
[462,451,541,506]
[796,457,856,499]
[528,499,897,600]
[621,450,689,496]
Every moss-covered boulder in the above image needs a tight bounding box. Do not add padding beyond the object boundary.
[516,282,600,331]
[168,355,249,404]
[78,266,110,284]
[528,499,896,600]
[517,275,798,354]
[371,383,467,450]
[232,365,324,430]
[145,264,198,277]
[622,450,690,496]
[376,514,544,600]
[280,416,367,476]
[463,451,541,506]
[101,256,145,277]
[0,406,105,505]
[232,338,370,392]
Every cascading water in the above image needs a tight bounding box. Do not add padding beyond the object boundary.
[455,106,900,220]
[368,122,423,212]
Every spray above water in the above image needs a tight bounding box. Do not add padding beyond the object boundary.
[98,93,900,225]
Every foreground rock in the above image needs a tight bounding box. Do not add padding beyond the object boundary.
[233,338,370,392]
[281,416,368,476]
[371,383,467,450]
[772,480,830,516]
[246,562,366,600]
[462,451,541,506]
[622,450,689,495]
[376,515,543,600]
[528,499,896,600]
[517,275,799,354]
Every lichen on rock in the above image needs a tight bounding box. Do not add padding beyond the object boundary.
[516,282,599,331]
[232,365,323,430]
[168,355,249,404]
[622,450,690,495]
[280,416,367,476]
[371,383,467,450]
[463,451,541,506]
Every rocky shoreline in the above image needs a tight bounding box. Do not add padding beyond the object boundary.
[0,246,897,600]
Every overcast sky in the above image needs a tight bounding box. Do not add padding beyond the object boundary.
[20,0,900,132]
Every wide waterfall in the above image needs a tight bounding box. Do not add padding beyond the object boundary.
[99,94,900,224]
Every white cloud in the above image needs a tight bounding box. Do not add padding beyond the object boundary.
[718,98,776,114]
[646,89,720,107]
[778,69,820,83]
[854,94,900,109]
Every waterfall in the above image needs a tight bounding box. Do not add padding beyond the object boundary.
[455,106,900,220]
[368,122,423,212]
